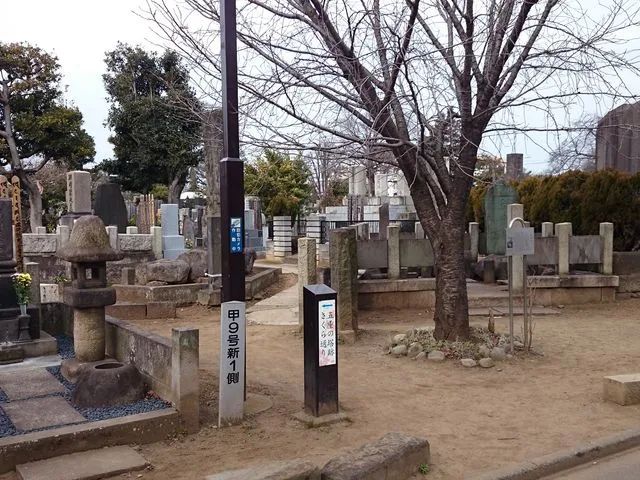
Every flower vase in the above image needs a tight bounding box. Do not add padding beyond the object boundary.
[19,304,27,316]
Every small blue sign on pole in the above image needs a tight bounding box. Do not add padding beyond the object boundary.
[230,217,243,253]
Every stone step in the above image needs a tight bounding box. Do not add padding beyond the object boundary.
[16,446,148,480]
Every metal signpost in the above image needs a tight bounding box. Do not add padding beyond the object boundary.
[505,218,534,354]
[218,0,246,427]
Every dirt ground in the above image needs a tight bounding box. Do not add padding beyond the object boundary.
[4,292,640,479]
[106,298,640,479]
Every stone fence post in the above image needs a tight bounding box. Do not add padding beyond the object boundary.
[556,222,572,276]
[298,238,317,330]
[105,225,119,251]
[387,225,401,279]
[600,222,614,275]
[172,327,200,433]
[507,204,524,292]
[468,222,479,262]
[151,226,163,260]
[329,228,358,343]
[273,216,292,257]
[24,262,41,306]
[126,226,138,234]
[57,225,71,248]
[541,222,554,237]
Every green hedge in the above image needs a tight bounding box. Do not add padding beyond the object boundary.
[467,170,640,251]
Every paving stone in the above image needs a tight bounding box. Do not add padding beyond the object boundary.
[206,459,320,480]
[16,446,148,480]
[0,369,64,400]
[603,374,640,406]
[3,396,85,431]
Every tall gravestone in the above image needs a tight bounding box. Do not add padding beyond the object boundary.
[161,204,186,260]
[94,182,128,233]
[596,102,640,173]
[0,199,19,341]
[60,171,92,229]
[484,180,518,255]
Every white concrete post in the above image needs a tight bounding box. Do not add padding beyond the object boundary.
[172,327,200,433]
[273,216,292,257]
[468,222,479,261]
[541,222,554,238]
[35,226,47,234]
[56,225,71,248]
[600,222,614,275]
[298,238,317,329]
[556,222,572,276]
[387,224,401,279]
[507,204,525,292]
[415,221,425,239]
[126,226,138,234]
[105,225,119,251]
[151,226,163,259]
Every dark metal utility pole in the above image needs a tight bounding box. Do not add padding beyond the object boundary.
[220,0,245,303]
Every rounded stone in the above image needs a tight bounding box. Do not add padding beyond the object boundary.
[490,347,507,361]
[427,350,445,362]
[461,358,477,368]
[72,362,146,408]
[479,358,495,368]
[392,333,407,345]
[413,351,426,361]
[407,342,423,359]
[145,259,190,284]
[478,345,491,358]
[391,345,408,357]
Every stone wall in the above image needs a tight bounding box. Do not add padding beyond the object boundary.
[23,227,162,283]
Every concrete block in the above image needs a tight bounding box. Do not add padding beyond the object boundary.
[604,374,640,405]
[16,446,148,480]
[172,327,200,433]
[321,432,430,480]
[198,288,221,306]
[298,238,317,329]
[146,301,176,319]
[205,460,320,480]
[542,222,554,237]
[105,303,147,320]
[387,225,400,279]
[600,222,614,275]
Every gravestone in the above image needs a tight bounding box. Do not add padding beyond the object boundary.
[161,204,186,260]
[183,217,196,247]
[60,171,92,229]
[94,182,128,233]
[506,153,524,180]
[378,204,390,240]
[484,180,518,255]
[0,198,19,341]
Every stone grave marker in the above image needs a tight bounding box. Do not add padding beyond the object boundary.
[94,182,128,233]
[484,180,518,255]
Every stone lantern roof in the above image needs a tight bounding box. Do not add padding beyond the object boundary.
[56,215,123,263]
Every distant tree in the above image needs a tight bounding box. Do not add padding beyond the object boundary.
[100,44,202,203]
[0,42,95,230]
[245,149,312,220]
[474,155,505,183]
[547,115,598,174]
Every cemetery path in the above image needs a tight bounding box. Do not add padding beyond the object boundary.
[3,297,635,480]
[247,261,299,326]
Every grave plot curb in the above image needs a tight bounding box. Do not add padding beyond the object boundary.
[468,426,640,480]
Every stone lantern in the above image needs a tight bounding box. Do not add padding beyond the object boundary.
[56,215,123,363]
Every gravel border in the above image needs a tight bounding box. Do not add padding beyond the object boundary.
[469,427,640,479]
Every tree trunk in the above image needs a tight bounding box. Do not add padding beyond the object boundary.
[432,218,470,340]
[168,172,186,204]
[16,171,42,232]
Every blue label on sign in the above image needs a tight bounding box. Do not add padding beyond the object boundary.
[230,217,243,253]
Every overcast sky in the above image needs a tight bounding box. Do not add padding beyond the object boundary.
[5,1,639,174]
[5,0,155,164]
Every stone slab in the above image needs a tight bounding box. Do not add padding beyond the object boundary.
[205,460,319,480]
[0,409,178,475]
[105,303,147,320]
[604,374,640,406]
[16,445,148,480]
[146,301,176,319]
[321,432,430,480]
[0,368,64,400]
[3,396,86,431]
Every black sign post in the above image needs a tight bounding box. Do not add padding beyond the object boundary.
[303,284,339,416]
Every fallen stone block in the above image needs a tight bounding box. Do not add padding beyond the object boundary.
[16,445,148,480]
[321,432,430,480]
[604,374,640,405]
[205,459,320,480]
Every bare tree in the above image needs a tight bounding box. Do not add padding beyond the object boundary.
[547,115,598,174]
[145,0,640,340]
